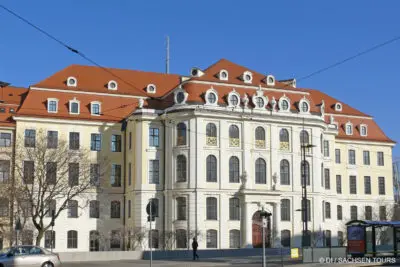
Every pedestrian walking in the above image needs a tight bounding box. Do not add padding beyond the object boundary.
[192,237,199,260]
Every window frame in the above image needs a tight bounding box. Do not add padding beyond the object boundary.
[47,98,58,113]
[90,133,101,151]
[149,128,160,147]
[336,175,342,194]
[255,158,266,184]
[176,155,187,183]
[111,134,122,152]
[69,132,80,150]
[364,176,371,195]
[149,160,160,184]
[363,151,370,165]
[90,101,101,116]
[280,199,291,221]
[176,197,186,221]
[280,159,290,185]
[111,164,122,187]
[206,197,217,220]
[377,152,384,166]
[0,132,11,147]
[67,230,78,249]
[335,149,341,164]
[229,156,240,183]
[348,149,356,165]
[24,129,36,148]
[69,100,80,115]
[176,123,187,146]
[349,176,357,194]
[68,200,78,218]
[47,131,58,149]
[206,155,217,183]
[378,177,385,195]
[110,200,121,218]
[229,197,240,221]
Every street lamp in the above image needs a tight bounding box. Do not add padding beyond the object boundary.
[300,139,315,248]
[260,208,272,267]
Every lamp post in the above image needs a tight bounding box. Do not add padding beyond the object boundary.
[300,122,316,248]
[260,209,272,267]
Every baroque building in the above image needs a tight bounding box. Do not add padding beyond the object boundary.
[0,59,395,251]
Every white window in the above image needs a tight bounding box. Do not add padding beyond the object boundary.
[47,98,58,113]
[91,102,101,116]
[335,103,342,111]
[147,84,156,94]
[345,122,353,135]
[218,70,228,81]
[299,98,310,113]
[67,77,77,87]
[242,71,253,83]
[360,124,367,136]
[69,99,80,114]
[205,89,218,105]
[266,75,275,86]
[228,91,241,107]
[279,96,290,111]
[108,80,118,90]
[174,89,187,105]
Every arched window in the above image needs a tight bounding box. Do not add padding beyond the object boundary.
[281,230,291,247]
[229,125,240,147]
[206,229,218,248]
[255,127,266,148]
[229,198,240,220]
[279,129,289,150]
[149,229,159,249]
[280,160,290,185]
[206,197,217,220]
[255,158,266,184]
[229,156,240,183]
[67,230,78,249]
[177,123,187,146]
[301,161,310,186]
[176,229,187,249]
[206,123,217,146]
[281,199,290,221]
[206,155,217,182]
[89,230,100,251]
[176,155,187,182]
[300,130,309,145]
[229,230,240,248]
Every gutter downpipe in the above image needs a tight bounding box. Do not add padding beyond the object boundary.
[122,120,127,250]
[161,114,167,250]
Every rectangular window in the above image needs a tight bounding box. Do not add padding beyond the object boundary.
[206,197,217,220]
[0,133,11,147]
[364,176,371,194]
[348,150,356,165]
[365,206,372,220]
[325,202,331,219]
[377,152,384,166]
[335,149,341,164]
[149,128,159,147]
[23,161,34,184]
[24,129,36,147]
[337,205,342,220]
[89,200,99,218]
[111,201,121,218]
[149,160,159,184]
[350,176,357,194]
[48,100,57,112]
[110,231,121,249]
[0,160,10,183]
[91,103,100,115]
[128,200,131,218]
[176,197,186,221]
[351,206,358,220]
[129,132,132,150]
[46,162,57,185]
[69,132,80,150]
[111,135,121,152]
[229,198,240,221]
[90,164,100,186]
[378,177,385,195]
[67,231,78,249]
[336,175,342,194]
[68,163,79,187]
[379,206,386,221]
[68,200,78,218]
[44,231,55,249]
[111,164,121,187]
[47,131,58,149]
[363,151,370,165]
[46,200,56,218]
[90,134,101,151]
[324,169,330,190]
[323,140,329,157]
[128,162,132,186]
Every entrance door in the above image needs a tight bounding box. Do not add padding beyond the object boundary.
[252,211,271,248]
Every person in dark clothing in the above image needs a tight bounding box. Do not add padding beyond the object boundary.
[192,237,199,260]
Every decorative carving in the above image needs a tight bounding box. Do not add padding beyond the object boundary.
[320,100,325,116]
[271,97,277,111]
[330,115,335,124]
[242,94,249,108]
[239,171,248,191]
[138,98,144,109]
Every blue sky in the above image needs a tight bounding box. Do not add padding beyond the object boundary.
[1,0,400,157]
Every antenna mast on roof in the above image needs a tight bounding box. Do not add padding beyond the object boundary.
[166,36,170,74]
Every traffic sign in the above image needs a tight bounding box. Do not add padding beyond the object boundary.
[146,201,157,217]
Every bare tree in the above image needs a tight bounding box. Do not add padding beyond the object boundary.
[125,227,147,251]
[160,230,176,250]
[9,129,107,245]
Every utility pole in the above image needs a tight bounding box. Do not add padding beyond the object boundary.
[149,200,152,267]
[166,36,170,74]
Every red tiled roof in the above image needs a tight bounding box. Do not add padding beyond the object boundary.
[33,65,181,98]
[0,86,29,127]
[17,90,141,123]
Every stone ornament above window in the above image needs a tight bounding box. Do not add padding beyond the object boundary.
[298,97,310,113]
[204,88,218,106]
[252,89,268,110]
[227,90,241,108]
[278,94,291,112]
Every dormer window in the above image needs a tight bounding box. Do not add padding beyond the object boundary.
[67,77,77,87]
[279,96,291,112]
[218,70,229,81]
[228,90,241,108]
[266,75,275,86]
[69,98,80,114]
[174,89,188,105]
[108,80,118,90]
[190,67,204,77]
[360,124,367,136]
[345,122,353,135]
[335,103,342,112]
[91,101,101,116]
[47,98,58,113]
[242,71,253,83]
[299,98,310,113]
[252,90,268,110]
[205,88,218,105]
[147,84,156,94]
